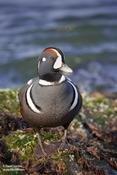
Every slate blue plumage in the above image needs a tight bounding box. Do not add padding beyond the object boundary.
[19,47,82,155]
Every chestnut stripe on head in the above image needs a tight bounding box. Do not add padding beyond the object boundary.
[43,48,57,57]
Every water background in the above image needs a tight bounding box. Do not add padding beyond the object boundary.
[0,0,117,93]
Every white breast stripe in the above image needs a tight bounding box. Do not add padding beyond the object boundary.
[26,84,41,113]
[52,49,62,69]
[68,80,79,111]
[38,61,40,70]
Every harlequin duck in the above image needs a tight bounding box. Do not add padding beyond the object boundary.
[19,47,82,155]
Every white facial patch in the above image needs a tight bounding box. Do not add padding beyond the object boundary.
[52,49,62,69]
[42,57,46,62]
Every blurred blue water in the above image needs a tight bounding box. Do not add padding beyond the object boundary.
[0,0,117,93]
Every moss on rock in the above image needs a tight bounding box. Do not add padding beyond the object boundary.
[0,89,117,174]
[0,89,20,116]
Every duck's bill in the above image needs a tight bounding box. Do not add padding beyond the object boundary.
[59,64,73,75]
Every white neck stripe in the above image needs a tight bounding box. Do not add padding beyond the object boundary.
[27,79,33,85]
[68,80,79,111]
[26,84,41,113]
[39,75,66,86]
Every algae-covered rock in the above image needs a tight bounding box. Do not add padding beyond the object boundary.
[0,89,20,115]
[0,89,117,174]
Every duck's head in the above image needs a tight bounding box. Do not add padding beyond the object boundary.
[38,47,73,82]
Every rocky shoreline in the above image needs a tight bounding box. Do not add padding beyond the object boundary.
[0,89,117,175]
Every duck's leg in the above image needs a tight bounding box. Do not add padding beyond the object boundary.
[36,130,47,156]
[58,129,68,150]
[61,123,69,144]
[61,129,67,143]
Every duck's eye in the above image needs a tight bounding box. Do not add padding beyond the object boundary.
[42,57,46,62]
[51,57,55,61]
